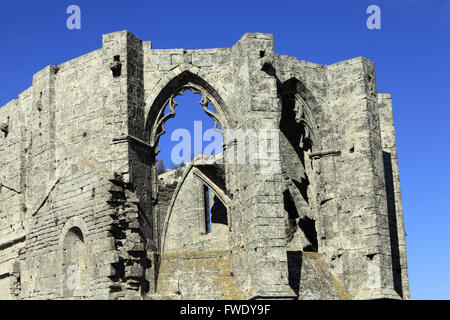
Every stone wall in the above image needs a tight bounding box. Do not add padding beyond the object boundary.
[0,31,408,300]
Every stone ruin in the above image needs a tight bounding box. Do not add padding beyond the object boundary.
[0,31,408,300]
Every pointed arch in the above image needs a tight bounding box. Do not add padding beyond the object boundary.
[160,160,231,254]
[144,70,232,254]
[144,70,230,152]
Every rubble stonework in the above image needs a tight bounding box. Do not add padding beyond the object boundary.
[0,31,408,300]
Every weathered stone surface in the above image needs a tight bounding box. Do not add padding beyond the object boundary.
[0,31,408,300]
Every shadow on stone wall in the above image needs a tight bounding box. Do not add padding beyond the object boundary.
[383,151,403,298]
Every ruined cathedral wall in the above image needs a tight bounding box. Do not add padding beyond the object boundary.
[143,37,408,300]
[322,57,398,299]
[0,96,31,299]
[0,35,140,298]
[228,33,293,299]
[0,30,408,300]
[274,53,405,299]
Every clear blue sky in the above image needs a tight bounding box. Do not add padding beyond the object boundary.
[1,0,449,299]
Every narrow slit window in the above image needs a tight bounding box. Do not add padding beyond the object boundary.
[204,186,212,234]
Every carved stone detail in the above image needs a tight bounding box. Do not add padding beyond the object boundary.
[151,85,224,155]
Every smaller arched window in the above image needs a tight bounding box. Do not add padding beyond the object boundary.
[62,226,86,298]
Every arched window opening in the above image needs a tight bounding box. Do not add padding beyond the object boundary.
[154,87,229,250]
[204,185,211,234]
[154,89,224,170]
[62,226,86,298]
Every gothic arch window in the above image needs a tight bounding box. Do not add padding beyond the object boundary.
[147,74,229,197]
[146,71,229,153]
[150,84,226,155]
[146,72,231,252]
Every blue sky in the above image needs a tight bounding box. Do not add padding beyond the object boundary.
[1,0,449,299]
